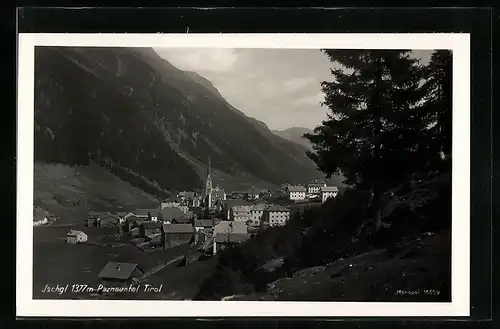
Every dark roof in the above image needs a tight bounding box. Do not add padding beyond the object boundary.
[288,185,306,192]
[116,212,128,216]
[140,221,162,229]
[88,211,111,217]
[133,209,160,217]
[126,215,143,222]
[98,262,143,280]
[266,204,290,212]
[194,219,214,228]
[178,191,196,199]
[162,223,195,233]
[190,207,204,216]
[160,207,186,221]
[225,199,251,209]
[214,233,251,243]
[101,214,120,220]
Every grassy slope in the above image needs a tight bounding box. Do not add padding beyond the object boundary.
[34,162,159,224]
[223,231,451,302]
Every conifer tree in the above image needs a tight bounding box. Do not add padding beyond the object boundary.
[420,50,452,173]
[304,50,427,227]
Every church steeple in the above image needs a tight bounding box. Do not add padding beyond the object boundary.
[207,156,211,177]
[205,156,213,208]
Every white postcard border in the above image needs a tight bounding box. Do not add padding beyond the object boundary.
[17,33,470,317]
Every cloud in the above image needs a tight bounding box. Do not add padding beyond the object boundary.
[295,92,325,106]
[283,77,317,92]
[154,48,238,72]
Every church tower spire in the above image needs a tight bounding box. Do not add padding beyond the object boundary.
[205,156,213,208]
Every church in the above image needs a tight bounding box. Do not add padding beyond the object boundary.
[203,156,226,210]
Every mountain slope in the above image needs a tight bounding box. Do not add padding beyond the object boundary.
[273,127,314,150]
[34,162,159,224]
[34,47,320,195]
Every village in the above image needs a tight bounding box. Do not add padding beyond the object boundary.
[33,158,338,299]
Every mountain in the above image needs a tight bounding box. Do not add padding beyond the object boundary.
[34,47,321,200]
[272,127,314,150]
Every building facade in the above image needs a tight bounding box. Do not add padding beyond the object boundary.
[320,186,339,203]
[262,205,291,227]
[288,186,307,201]
[66,230,88,244]
[230,205,253,222]
[306,179,327,194]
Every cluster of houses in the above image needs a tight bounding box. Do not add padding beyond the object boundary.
[66,159,338,259]
[285,179,339,203]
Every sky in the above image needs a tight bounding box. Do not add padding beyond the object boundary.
[154,48,433,131]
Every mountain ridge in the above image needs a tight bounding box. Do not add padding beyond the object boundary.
[34,47,323,201]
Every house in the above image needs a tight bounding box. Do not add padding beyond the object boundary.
[213,221,250,255]
[125,215,146,231]
[230,205,253,222]
[66,230,88,244]
[33,207,51,226]
[248,203,267,227]
[99,214,120,228]
[214,220,248,235]
[139,221,162,238]
[262,205,291,227]
[161,198,181,209]
[288,185,307,201]
[145,232,163,247]
[98,262,144,283]
[162,223,195,249]
[306,179,327,195]
[115,212,128,223]
[194,219,214,231]
[133,209,161,222]
[213,232,251,254]
[160,207,188,224]
[224,199,252,220]
[320,186,339,203]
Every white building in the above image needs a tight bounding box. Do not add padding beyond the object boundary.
[320,186,339,203]
[288,185,306,201]
[66,230,88,244]
[262,205,291,227]
[307,179,327,194]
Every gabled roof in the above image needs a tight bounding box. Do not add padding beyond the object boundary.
[126,215,143,223]
[194,219,214,228]
[225,199,251,209]
[101,213,120,220]
[214,233,251,243]
[133,209,160,217]
[159,207,185,221]
[140,221,162,229]
[162,223,195,233]
[307,179,326,186]
[67,230,85,236]
[98,262,143,280]
[88,211,111,217]
[116,212,128,217]
[251,203,268,211]
[320,186,339,192]
[265,204,290,212]
[232,205,253,212]
[214,221,248,235]
[288,185,306,192]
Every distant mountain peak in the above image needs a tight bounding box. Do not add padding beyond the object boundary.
[272,127,314,150]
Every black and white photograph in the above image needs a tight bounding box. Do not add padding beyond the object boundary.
[17,33,470,317]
